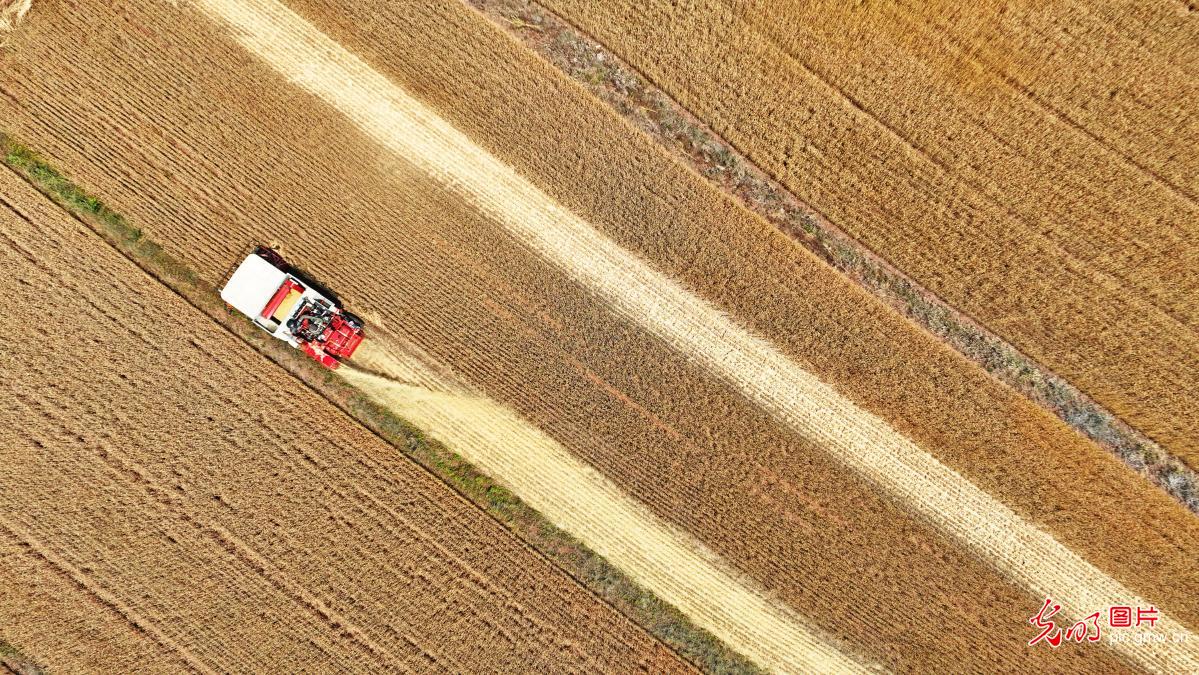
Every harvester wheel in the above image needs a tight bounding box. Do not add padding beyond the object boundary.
[341,311,365,330]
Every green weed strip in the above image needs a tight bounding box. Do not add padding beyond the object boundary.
[0,638,44,675]
[466,0,1198,514]
[0,133,759,675]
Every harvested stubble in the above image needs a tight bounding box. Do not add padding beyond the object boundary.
[203,4,1197,671]
[538,0,1199,463]
[0,135,755,675]
[2,0,1197,670]
[341,347,867,674]
[0,169,689,673]
[0,0,31,36]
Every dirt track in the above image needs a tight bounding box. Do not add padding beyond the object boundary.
[539,0,1199,461]
[0,168,688,673]
[2,0,1197,671]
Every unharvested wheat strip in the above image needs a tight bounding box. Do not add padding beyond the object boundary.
[0,527,177,672]
[1,168,688,672]
[190,0,1199,671]
[0,516,217,675]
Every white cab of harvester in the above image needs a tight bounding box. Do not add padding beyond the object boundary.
[220,248,366,369]
[223,253,309,346]
[220,256,321,345]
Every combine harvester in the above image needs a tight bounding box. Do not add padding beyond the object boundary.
[221,246,364,369]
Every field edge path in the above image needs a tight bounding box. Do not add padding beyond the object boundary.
[342,357,871,674]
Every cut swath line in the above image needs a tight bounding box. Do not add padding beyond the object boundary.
[191,0,1199,671]
[468,0,1198,514]
[0,0,31,34]
[343,344,867,674]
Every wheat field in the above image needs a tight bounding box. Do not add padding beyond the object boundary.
[0,0,1196,671]
[540,0,1199,461]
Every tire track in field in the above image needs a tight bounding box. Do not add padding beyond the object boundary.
[5,242,571,673]
[906,10,1198,209]
[191,1,1199,670]
[5,387,411,673]
[0,516,213,675]
[894,0,1199,207]
[0,527,176,672]
[533,0,1199,458]
[218,374,609,670]
[726,4,1199,332]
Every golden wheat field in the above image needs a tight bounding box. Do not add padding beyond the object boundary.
[540,0,1199,461]
[1,0,1196,672]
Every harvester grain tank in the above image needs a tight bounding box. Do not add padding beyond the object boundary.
[221,246,364,369]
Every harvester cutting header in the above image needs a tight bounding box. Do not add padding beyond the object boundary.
[221,246,364,369]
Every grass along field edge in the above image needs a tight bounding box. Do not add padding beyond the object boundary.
[0,638,44,675]
[0,132,760,675]
[463,0,1199,514]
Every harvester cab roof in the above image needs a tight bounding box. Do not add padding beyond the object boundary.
[220,247,364,369]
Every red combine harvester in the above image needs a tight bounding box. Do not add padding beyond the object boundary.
[220,246,364,369]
